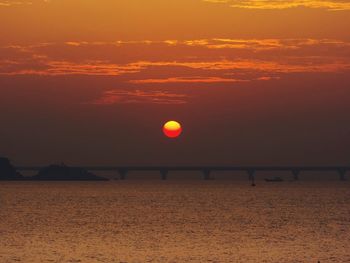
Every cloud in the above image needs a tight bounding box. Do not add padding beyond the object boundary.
[2,58,348,78]
[3,0,349,11]
[129,76,247,84]
[61,38,350,51]
[184,38,350,50]
[0,60,143,76]
[1,38,349,105]
[129,59,350,74]
[203,0,350,11]
[89,89,189,105]
[0,38,349,80]
[0,1,33,7]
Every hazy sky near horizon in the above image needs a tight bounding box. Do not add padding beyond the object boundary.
[0,0,350,165]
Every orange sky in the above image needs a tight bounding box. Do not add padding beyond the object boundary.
[1,0,350,42]
[0,0,349,165]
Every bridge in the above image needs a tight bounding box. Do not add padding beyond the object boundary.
[15,166,350,185]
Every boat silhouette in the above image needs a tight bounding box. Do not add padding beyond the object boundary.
[265,177,284,182]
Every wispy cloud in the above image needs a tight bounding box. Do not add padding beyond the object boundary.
[3,0,349,11]
[184,38,350,50]
[89,89,189,105]
[0,59,143,76]
[1,38,349,105]
[203,0,350,11]
[0,1,32,7]
[1,38,349,80]
[129,76,247,84]
[62,38,350,51]
[129,59,350,74]
[2,58,348,77]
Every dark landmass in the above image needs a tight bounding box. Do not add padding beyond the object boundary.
[0,157,108,181]
[32,164,108,181]
[0,157,23,180]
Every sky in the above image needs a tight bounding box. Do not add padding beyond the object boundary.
[0,0,350,166]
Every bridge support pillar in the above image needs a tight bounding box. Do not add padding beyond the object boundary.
[247,169,256,186]
[118,169,128,180]
[202,169,211,180]
[160,170,168,180]
[338,169,347,181]
[292,169,300,181]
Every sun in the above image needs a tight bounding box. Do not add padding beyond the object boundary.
[163,121,182,138]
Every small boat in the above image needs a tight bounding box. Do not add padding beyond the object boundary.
[265,177,284,182]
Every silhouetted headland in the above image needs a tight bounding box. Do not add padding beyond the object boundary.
[33,164,108,181]
[0,157,23,180]
[0,157,107,181]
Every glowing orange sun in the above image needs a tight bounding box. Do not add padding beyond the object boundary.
[163,121,182,138]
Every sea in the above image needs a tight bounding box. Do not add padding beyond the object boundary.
[0,175,349,262]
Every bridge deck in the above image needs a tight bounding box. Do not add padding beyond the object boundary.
[15,166,349,183]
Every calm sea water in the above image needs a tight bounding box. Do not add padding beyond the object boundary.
[0,179,349,262]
